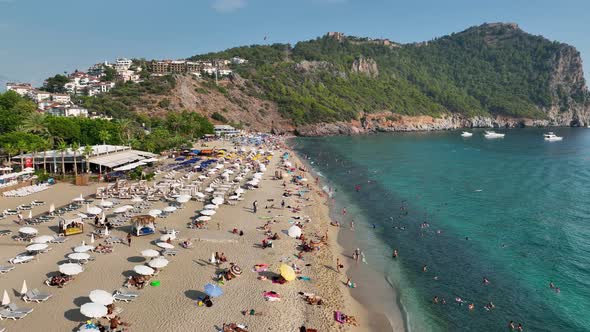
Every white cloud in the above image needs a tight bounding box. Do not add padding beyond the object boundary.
[211,0,246,13]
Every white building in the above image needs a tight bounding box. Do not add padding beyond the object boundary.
[28,90,51,103]
[51,94,71,103]
[214,124,240,136]
[118,70,140,83]
[231,56,248,65]
[88,82,115,96]
[64,106,88,117]
[5,83,33,96]
[218,69,233,76]
[114,58,133,72]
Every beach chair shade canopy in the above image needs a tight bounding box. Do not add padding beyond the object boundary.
[89,290,114,305]
[133,265,154,275]
[18,227,38,235]
[26,243,48,252]
[80,302,107,318]
[59,263,84,275]
[156,242,174,249]
[141,249,160,258]
[148,257,169,268]
[32,235,54,244]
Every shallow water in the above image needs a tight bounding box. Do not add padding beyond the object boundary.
[293,128,590,332]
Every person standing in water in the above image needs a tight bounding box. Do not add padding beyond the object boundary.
[392,249,398,258]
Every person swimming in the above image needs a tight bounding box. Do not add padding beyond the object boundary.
[483,277,490,285]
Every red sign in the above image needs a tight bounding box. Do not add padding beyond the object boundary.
[25,158,33,168]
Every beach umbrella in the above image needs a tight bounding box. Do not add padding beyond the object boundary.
[68,252,90,261]
[28,210,32,219]
[163,206,177,213]
[80,302,107,318]
[279,264,296,281]
[204,283,223,298]
[211,197,224,205]
[19,227,38,235]
[133,265,154,276]
[72,194,85,202]
[113,206,129,214]
[49,203,55,213]
[195,192,205,198]
[20,280,28,295]
[148,257,169,268]
[196,216,211,222]
[210,253,217,264]
[2,290,10,306]
[176,195,191,203]
[205,187,214,193]
[229,264,242,277]
[32,235,54,244]
[104,226,109,237]
[26,243,48,252]
[141,249,160,258]
[156,242,174,249]
[86,206,102,215]
[131,196,143,203]
[74,245,95,253]
[90,233,95,244]
[148,209,162,217]
[100,199,113,207]
[89,290,114,305]
[200,210,216,216]
[287,225,302,238]
[159,234,176,242]
[204,204,218,210]
[235,188,244,194]
[59,263,84,275]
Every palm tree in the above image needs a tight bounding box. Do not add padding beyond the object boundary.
[98,130,111,145]
[17,140,29,170]
[29,140,40,171]
[22,112,49,136]
[83,145,93,174]
[71,142,80,177]
[57,140,68,179]
[117,119,133,143]
[3,143,18,166]
[39,139,50,174]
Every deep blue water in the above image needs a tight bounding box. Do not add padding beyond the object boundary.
[293,128,590,332]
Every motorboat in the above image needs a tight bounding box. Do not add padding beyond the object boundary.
[544,132,563,141]
[484,131,505,139]
[461,131,473,137]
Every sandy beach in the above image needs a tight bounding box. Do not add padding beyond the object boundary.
[0,137,400,332]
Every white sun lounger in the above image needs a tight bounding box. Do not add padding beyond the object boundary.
[9,255,34,264]
[0,309,28,320]
[7,303,34,315]
[113,289,139,302]
[0,265,15,274]
[22,289,53,303]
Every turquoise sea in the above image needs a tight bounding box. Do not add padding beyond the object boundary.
[293,128,590,332]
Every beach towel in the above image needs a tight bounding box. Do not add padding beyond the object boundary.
[297,276,311,281]
[334,311,344,324]
[253,264,269,272]
[263,291,281,301]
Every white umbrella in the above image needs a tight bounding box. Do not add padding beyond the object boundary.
[148,257,169,268]
[113,206,129,214]
[131,196,143,203]
[133,265,154,275]
[210,252,217,264]
[104,226,109,237]
[72,194,84,202]
[204,204,218,210]
[176,195,191,203]
[100,199,113,207]
[74,245,95,253]
[141,249,160,258]
[288,225,302,238]
[235,188,244,194]
[148,209,162,217]
[89,290,114,306]
[200,210,216,216]
[20,280,28,295]
[205,187,214,193]
[26,243,48,252]
[49,203,55,213]
[19,227,38,235]
[90,233,95,244]
[211,197,224,205]
[68,252,90,261]
[27,210,32,219]
[32,235,54,244]
[59,263,84,275]
[163,206,177,213]
[2,290,10,306]
[80,302,107,318]
[196,216,211,222]
[86,206,102,215]
[156,242,174,249]
[159,234,176,242]
[195,192,205,198]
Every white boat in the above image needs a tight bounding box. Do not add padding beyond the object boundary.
[461,132,473,137]
[544,132,563,141]
[484,131,505,139]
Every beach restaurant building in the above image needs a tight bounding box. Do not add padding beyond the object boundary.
[13,145,158,174]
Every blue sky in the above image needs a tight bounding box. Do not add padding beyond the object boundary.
[0,0,589,88]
